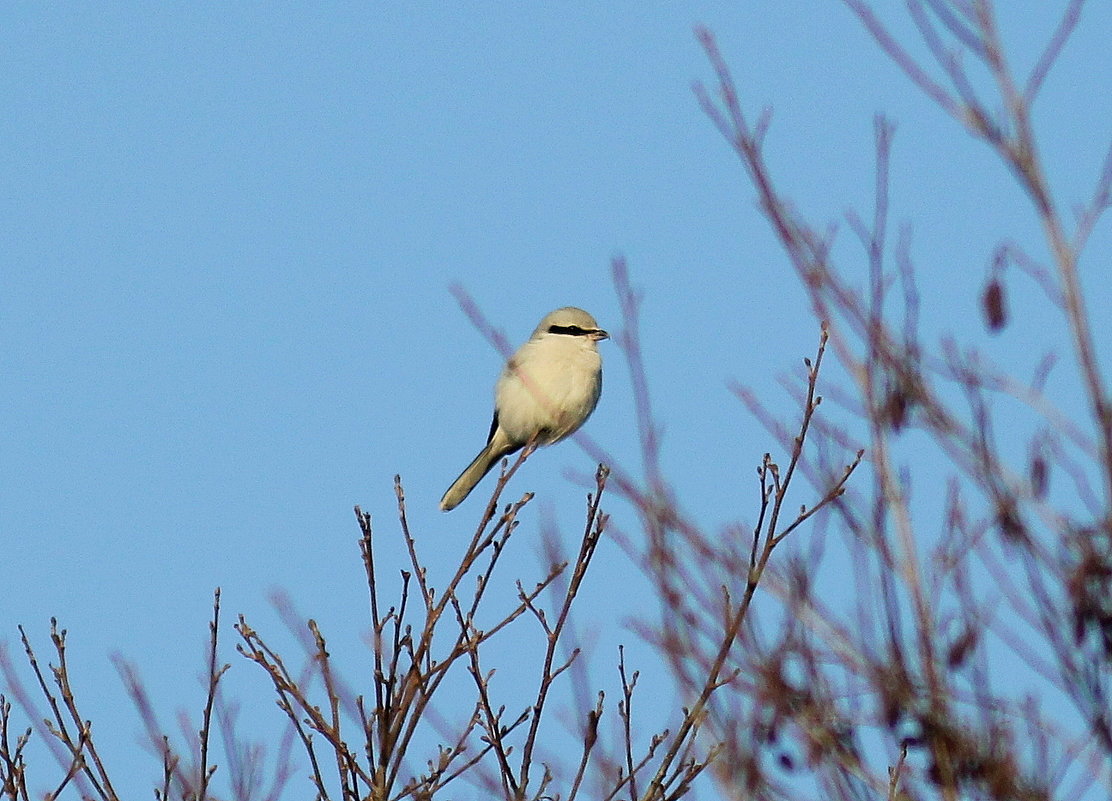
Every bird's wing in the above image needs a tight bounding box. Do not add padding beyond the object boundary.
[485,410,499,445]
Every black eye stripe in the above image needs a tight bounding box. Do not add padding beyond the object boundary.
[548,324,593,336]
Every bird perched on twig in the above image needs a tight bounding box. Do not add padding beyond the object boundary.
[440,307,608,511]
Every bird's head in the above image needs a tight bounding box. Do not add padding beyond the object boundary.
[533,306,609,343]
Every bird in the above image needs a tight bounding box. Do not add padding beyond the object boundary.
[440,306,608,511]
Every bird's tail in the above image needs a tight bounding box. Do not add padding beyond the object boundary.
[440,441,511,511]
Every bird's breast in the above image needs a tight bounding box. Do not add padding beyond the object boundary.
[494,339,602,446]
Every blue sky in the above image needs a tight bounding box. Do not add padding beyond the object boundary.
[3,3,1110,797]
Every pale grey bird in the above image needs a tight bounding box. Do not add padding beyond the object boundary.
[440,307,608,511]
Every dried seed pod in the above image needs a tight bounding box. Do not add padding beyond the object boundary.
[1030,454,1049,499]
[982,279,1007,332]
[884,388,909,431]
[946,626,978,668]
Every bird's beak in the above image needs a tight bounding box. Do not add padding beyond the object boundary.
[591,329,610,342]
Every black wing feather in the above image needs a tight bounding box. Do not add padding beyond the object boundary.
[485,410,499,445]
